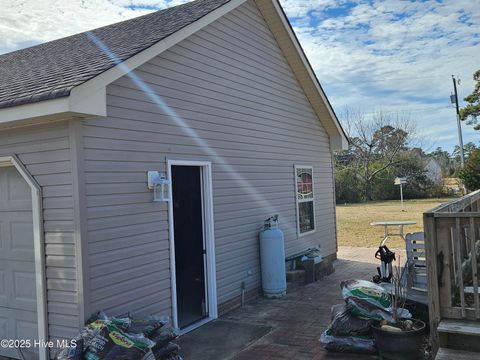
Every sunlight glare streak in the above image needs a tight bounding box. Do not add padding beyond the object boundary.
[85,31,297,235]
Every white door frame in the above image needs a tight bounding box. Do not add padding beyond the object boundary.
[167,160,217,332]
[0,155,48,360]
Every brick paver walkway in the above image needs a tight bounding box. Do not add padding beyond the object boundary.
[223,247,393,360]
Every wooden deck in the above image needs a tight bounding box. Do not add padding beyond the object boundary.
[424,190,480,359]
[435,348,480,360]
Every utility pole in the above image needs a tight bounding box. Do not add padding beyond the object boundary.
[452,75,465,167]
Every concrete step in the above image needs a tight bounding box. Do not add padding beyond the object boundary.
[435,347,480,360]
[437,319,480,337]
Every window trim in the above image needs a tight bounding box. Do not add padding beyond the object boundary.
[294,165,316,237]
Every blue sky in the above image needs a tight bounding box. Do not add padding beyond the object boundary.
[0,0,478,151]
[281,0,479,152]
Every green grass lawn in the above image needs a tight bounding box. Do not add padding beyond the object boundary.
[336,198,454,248]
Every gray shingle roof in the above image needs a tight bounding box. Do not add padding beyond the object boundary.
[0,0,231,109]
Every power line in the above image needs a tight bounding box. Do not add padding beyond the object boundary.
[346,105,453,116]
[323,74,470,85]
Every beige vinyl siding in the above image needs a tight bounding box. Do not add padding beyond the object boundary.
[0,121,79,343]
[84,0,336,311]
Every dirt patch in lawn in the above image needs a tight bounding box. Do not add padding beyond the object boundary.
[336,198,453,248]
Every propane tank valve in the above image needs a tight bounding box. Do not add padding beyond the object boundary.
[264,214,279,229]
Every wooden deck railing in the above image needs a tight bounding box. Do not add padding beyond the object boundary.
[424,189,480,352]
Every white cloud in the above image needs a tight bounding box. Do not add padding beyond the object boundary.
[0,0,191,54]
[279,0,342,18]
[279,0,479,150]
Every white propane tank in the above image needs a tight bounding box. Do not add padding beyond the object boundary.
[259,215,286,298]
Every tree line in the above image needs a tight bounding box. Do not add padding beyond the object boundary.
[334,110,479,204]
[335,69,480,203]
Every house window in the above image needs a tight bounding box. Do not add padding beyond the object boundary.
[295,166,315,235]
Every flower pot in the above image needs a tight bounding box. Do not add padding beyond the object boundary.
[372,319,426,360]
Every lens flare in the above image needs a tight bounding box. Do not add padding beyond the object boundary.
[86,31,296,235]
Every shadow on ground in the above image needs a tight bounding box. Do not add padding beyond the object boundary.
[177,320,271,360]
[177,255,381,360]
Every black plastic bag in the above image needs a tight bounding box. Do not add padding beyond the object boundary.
[128,318,167,338]
[320,328,377,354]
[330,304,373,336]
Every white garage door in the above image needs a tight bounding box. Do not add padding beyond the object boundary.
[0,166,38,359]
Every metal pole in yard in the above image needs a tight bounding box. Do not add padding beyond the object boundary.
[400,183,404,212]
[452,75,465,167]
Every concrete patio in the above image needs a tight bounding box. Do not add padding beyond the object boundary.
[178,247,402,360]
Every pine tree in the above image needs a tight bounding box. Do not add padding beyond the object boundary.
[460,70,480,130]
[459,150,480,191]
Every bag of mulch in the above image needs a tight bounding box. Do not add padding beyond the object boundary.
[341,280,411,322]
[87,310,131,332]
[345,297,411,322]
[329,304,372,336]
[150,325,179,350]
[84,322,154,360]
[320,328,376,354]
[55,325,100,360]
[54,338,83,360]
[128,317,168,338]
[341,280,391,309]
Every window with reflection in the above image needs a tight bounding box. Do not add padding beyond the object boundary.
[295,166,315,234]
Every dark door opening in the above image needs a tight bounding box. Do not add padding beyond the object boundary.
[172,165,207,329]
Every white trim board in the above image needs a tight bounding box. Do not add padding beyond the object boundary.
[167,159,218,332]
[294,164,317,238]
[68,120,91,326]
[0,155,48,360]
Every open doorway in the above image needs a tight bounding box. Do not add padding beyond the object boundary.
[168,160,217,332]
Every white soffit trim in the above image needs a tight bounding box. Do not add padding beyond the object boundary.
[0,90,104,126]
[256,0,348,150]
[0,0,247,127]
[0,98,67,125]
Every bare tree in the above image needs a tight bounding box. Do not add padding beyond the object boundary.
[339,109,417,201]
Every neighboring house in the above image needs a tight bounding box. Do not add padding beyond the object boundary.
[424,158,443,185]
[0,0,347,358]
[442,177,464,196]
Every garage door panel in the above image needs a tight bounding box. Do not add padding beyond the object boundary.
[7,167,31,202]
[0,257,13,308]
[0,212,34,261]
[0,221,4,249]
[11,221,34,251]
[0,313,7,339]
[13,271,37,311]
[0,307,39,359]
[0,260,35,310]
[0,252,35,262]
[17,318,38,341]
[0,315,18,358]
[0,270,6,306]
[0,166,38,359]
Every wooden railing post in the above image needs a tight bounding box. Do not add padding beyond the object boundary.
[424,212,440,355]
[469,217,479,319]
[424,190,480,356]
[454,217,466,317]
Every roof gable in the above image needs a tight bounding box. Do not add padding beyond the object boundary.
[0,0,230,109]
[0,0,347,149]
